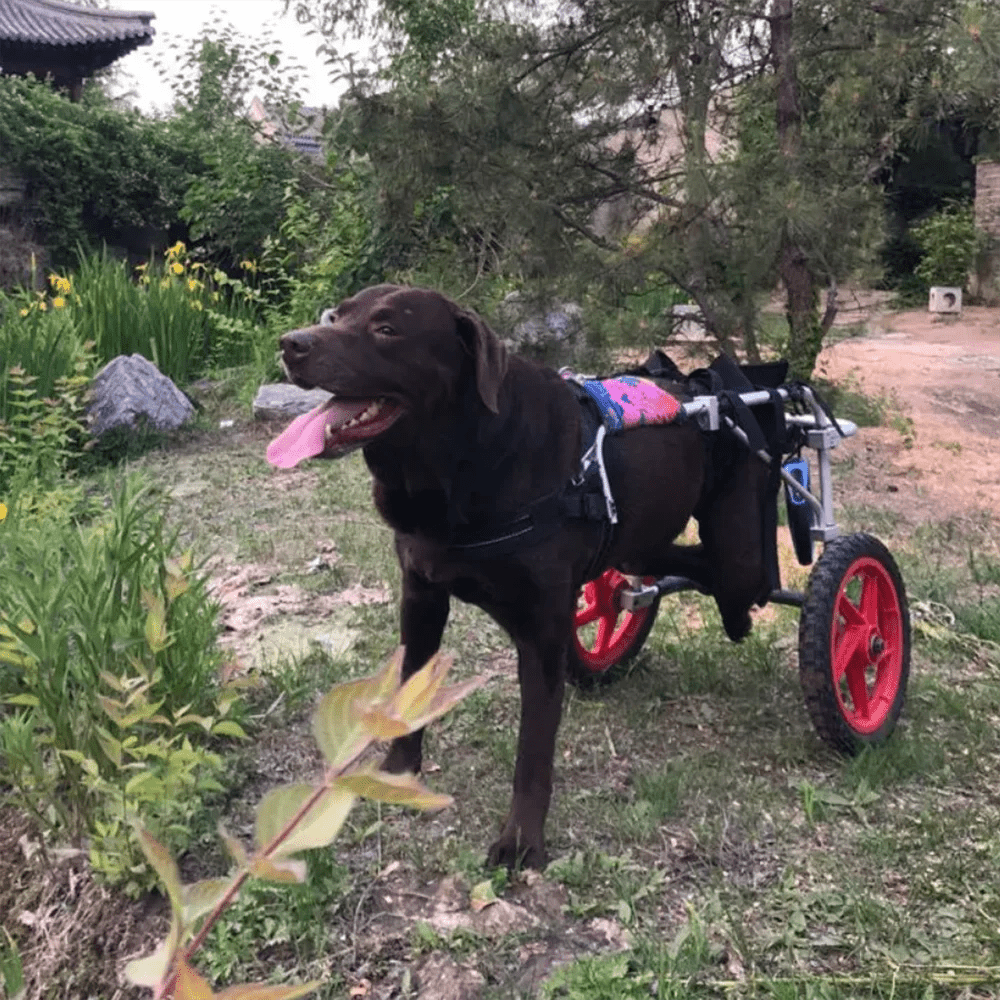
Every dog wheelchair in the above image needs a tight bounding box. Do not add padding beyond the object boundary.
[571,376,911,755]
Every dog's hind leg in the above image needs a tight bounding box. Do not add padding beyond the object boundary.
[382,567,450,775]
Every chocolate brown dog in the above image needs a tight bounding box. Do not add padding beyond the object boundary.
[269,284,769,868]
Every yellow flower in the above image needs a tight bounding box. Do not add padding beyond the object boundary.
[38,301,47,312]
[18,308,28,317]
[53,296,66,309]
[240,259,258,273]
[170,261,184,276]
[167,240,186,258]
[48,274,72,295]
[0,502,7,521]
[187,277,201,293]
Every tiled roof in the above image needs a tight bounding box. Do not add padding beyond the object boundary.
[0,0,154,48]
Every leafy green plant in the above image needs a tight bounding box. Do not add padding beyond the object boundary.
[77,660,236,896]
[0,72,302,271]
[160,26,307,266]
[126,648,483,999]
[0,351,93,494]
[0,271,87,393]
[199,850,351,984]
[0,928,24,1000]
[912,203,984,290]
[541,953,653,1000]
[0,477,240,888]
[259,170,384,329]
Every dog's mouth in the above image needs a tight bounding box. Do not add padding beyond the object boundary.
[266,395,403,468]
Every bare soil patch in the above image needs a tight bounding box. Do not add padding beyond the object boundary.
[818,303,1000,523]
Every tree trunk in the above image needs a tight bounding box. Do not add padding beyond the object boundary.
[771,0,833,380]
[674,0,744,357]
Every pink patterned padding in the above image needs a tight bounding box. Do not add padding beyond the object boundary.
[568,373,683,432]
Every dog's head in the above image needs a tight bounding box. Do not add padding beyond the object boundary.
[267,285,508,467]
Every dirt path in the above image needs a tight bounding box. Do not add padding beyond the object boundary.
[817,302,1000,523]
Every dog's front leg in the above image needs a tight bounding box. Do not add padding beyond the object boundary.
[382,567,450,775]
[487,619,570,870]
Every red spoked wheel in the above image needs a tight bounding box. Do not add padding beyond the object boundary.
[568,570,660,687]
[799,533,910,753]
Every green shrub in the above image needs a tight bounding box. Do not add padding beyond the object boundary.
[0,73,301,270]
[911,203,984,290]
[0,476,242,892]
[0,76,190,266]
[259,170,385,328]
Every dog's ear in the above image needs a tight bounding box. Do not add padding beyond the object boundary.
[452,304,508,414]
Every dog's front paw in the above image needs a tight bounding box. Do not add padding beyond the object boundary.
[486,831,546,871]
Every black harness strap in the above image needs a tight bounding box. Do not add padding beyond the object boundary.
[446,490,565,558]
[446,381,615,568]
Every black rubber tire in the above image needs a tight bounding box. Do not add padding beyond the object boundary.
[567,573,660,689]
[799,533,911,754]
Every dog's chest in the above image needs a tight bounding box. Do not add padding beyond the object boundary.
[396,533,529,604]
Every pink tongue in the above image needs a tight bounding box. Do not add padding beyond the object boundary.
[266,400,368,469]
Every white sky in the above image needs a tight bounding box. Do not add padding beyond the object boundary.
[105,0,350,114]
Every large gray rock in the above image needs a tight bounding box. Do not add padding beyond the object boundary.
[496,291,584,358]
[252,383,332,421]
[87,354,195,437]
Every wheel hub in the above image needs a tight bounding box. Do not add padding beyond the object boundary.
[868,632,885,659]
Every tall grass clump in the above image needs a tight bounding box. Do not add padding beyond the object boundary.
[0,273,87,400]
[73,243,264,383]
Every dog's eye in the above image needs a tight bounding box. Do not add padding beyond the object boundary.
[374,324,395,337]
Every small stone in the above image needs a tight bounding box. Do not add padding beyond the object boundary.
[253,383,332,421]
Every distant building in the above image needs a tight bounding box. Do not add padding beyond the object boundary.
[248,95,326,161]
[0,0,154,101]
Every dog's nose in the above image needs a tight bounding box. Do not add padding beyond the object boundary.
[280,329,315,358]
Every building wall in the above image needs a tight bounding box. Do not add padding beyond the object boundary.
[973,160,1000,304]
[974,160,1000,238]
